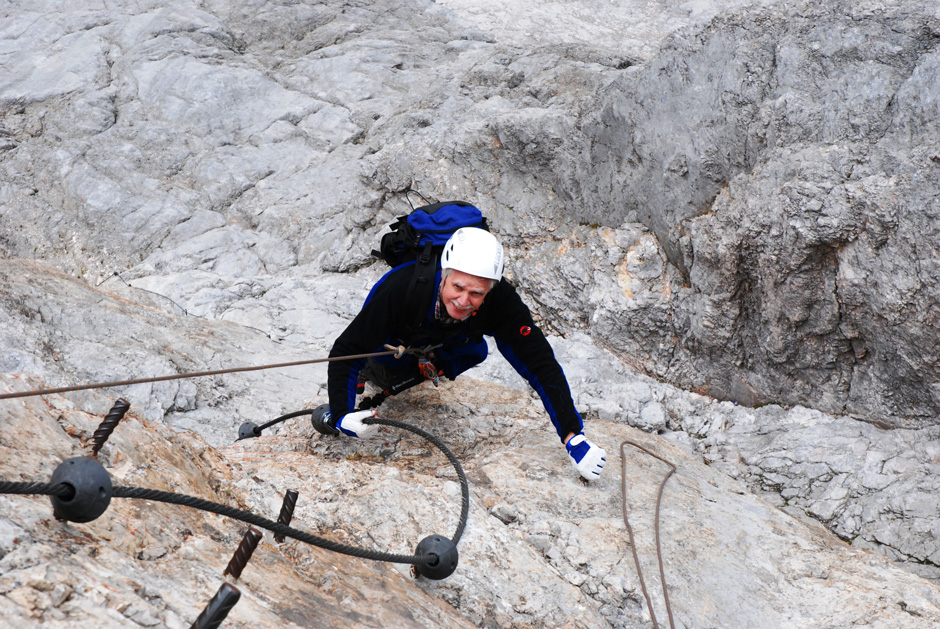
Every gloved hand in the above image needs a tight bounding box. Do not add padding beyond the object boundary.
[565,433,607,480]
[335,409,378,438]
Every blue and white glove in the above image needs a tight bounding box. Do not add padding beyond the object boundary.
[335,409,378,438]
[565,433,607,480]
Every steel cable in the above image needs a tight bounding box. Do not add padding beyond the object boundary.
[0,347,407,401]
[256,408,313,433]
[111,485,437,564]
[0,479,440,565]
[366,417,470,543]
[0,481,72,497]
[0,414,469,567]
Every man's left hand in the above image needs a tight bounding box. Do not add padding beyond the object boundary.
[565,433,607,481]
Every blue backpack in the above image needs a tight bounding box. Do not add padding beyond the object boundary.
[373,200,490,334]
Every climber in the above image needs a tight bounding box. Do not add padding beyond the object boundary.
[312,226,607,481]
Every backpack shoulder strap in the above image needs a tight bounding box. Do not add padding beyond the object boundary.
[401,245,438,337]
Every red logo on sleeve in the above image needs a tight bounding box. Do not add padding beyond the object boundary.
[519,326,531,336]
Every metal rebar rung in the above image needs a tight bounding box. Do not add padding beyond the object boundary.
[91,399,130,456]
[223,527,263,580]
[274,490,298,543]
[191,582,241,629]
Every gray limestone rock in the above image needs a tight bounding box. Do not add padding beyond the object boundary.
[3,0,940,625]
[550,0,940,425]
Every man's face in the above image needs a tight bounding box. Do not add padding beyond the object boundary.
[441,269,492,320]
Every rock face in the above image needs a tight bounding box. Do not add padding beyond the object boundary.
[553,0,940,424]
[4,0,936,424]
[3,349,940,627]
[3,0,940,626]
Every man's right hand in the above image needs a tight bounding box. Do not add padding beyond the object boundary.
[335,409,378,438]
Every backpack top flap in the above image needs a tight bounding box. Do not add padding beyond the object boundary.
[374,200,488,267]
[406,201,485,245]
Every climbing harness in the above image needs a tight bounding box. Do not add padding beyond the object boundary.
[0,345,408,401]
[621,440,677,629]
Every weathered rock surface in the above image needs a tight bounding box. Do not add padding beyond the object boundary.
[2,259,940,627]
[3,358,940,627]
[553,0,940,425]
[3,0,940,626]
[0,258,322,447]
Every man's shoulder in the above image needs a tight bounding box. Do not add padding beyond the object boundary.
[372,262,423,291]
[480,278,525,315]
[490,277,520,300]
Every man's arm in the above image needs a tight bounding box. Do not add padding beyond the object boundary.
[483,281,584,441]
[327,269,408,418]
[481,281,606,480]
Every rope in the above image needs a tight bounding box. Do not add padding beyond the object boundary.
[0,346,406,401]
[621,440,676,629]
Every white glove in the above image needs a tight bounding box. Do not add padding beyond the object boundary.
[335,409,378,438]
[565,433,607,480]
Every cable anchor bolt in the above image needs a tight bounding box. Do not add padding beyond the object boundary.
[236,422,262,440]
[412,534,459,580]
[49,457,113,523]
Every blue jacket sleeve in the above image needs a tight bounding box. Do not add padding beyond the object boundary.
[327,267,409,418]
[481,281,584,441]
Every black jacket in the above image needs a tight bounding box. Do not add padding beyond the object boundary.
[327,264,583,441]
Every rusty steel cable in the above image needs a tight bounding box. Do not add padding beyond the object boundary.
[621,440,677,629]
[0,346,407,401]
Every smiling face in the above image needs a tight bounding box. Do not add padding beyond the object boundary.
[440,269,493,320]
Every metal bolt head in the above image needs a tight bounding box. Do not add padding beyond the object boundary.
[50,457,113,523]
[237,422,261,440]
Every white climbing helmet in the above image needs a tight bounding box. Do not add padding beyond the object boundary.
[441,227,504,281]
